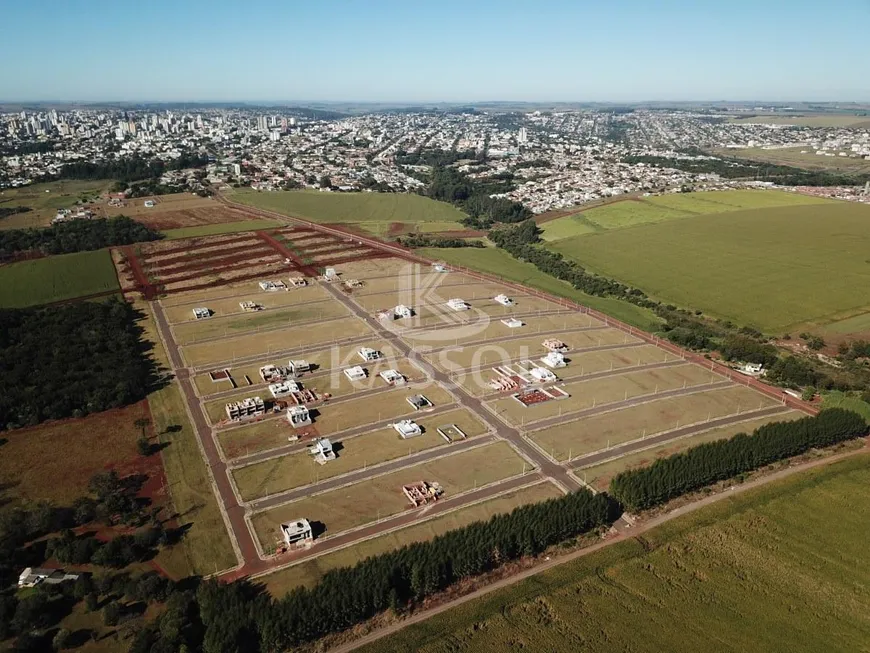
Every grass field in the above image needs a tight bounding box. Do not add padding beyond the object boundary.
[180,316,374,367]
[231,189,468,235]
[539,214,599,241]
[528,384,774,461]
[250,441,526,548]
[722,146,870,174]
[232,408,487,500]
[0,402,149,505]
[553,190,833,233]
[260,481,562,595]
[417,247,661,331]
[577,410,805,491]
[362,452,870,653]
[820,391,870,424]
[161,219,282,240]
[0,179,111,230]
[551,201,870,332]
[0,249,120,307]
[149,382,237,576]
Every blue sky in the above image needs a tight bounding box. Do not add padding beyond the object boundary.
[1,0,867,102]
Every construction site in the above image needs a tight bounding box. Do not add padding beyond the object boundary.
[131,207,815,592]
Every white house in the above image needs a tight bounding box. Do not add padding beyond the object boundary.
[501,318,524,328]
[358,347,383,362]
[407,394,433,410]
[394,304,413,319]
[18,567,80,588]
[447,298,470,311]
[494,294,513,306]
[344,366,367,381]
[286,405,312,427]
[541,351,566,368]
[269,380,300,398]
[393,419,422,438]
[288,359,310,375]
[309,438,336,464]
[379,369,406,385]
[239,301,262,312]
[192,307,211,320]
[259,280,288,292]
[281,519,313,546]
[143,200,155,208]
[324,267,338,281]
[529,367,557,383]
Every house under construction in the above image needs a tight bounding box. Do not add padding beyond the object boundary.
[403,481,443,507]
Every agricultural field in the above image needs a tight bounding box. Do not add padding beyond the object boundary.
[363,453,870,653]
[551,201,870,332]
[544,189,832,236]
[0,249,119,307]
[0,179,111,230]
[162,219,282,240]
[721,146,870,174]
[261,480,562,595]
[230,188,468,236]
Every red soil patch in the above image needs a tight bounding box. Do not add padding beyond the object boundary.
[135,205,257,230]
[387,222,406,237]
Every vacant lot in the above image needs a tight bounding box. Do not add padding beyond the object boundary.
[172,300,349,345]
[162,219,281,240]
[0,401,149,505]
[231,189,468,235]
[180,316,374,368]
[232,407,486,499]
[551,201,870,332]
[262,481,562,595]
[578,409,805,491]
[0,179,110,229]
[528,384,778,461]
[0,249,120,307]
[250,441,526,548]
[417,247,662,332]
[489,363,722,427]
[363,453,870,653]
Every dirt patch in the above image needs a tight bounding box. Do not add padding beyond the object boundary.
[134,205,258,230]
[387,222,407,237]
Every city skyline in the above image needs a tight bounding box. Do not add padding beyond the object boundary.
[1,0,868,103]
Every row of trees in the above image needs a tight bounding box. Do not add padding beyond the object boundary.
[0,300,158,430]
[127,489,616,652]
[56,153,209,183]
[0,215,160,258]
[624,154,870,186]
[397,234,485,248]
[0,206,30,220]
[610,408,867,511]
[395,148,479,166]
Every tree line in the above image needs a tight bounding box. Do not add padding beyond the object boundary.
[0,215,160,259]
[0,300,158,430]
[624,154,870,186]
[610,408,866,511]
[397,233,485,248]
[0,206,31,220]
[53,153,209,183]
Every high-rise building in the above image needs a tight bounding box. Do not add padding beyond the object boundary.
[518,127,528,144]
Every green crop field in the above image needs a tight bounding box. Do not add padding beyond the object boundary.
[550,201,870,332]
[0,179,111,230]
[0,249,120,308]
[362,453,870,653]
[539,214,599,241]
[230,189,468,235]
[161,218,281,240]
[417,246,661,331]
[567,190,832,232]
[728,114,870,128]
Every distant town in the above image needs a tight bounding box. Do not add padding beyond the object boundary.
[2,106,869,216]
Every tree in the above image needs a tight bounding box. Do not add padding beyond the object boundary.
[103,602,121,627]
[319,175,332,189]
[85,593,98,613]
[52,628,71,651]
[137,437,151,457]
